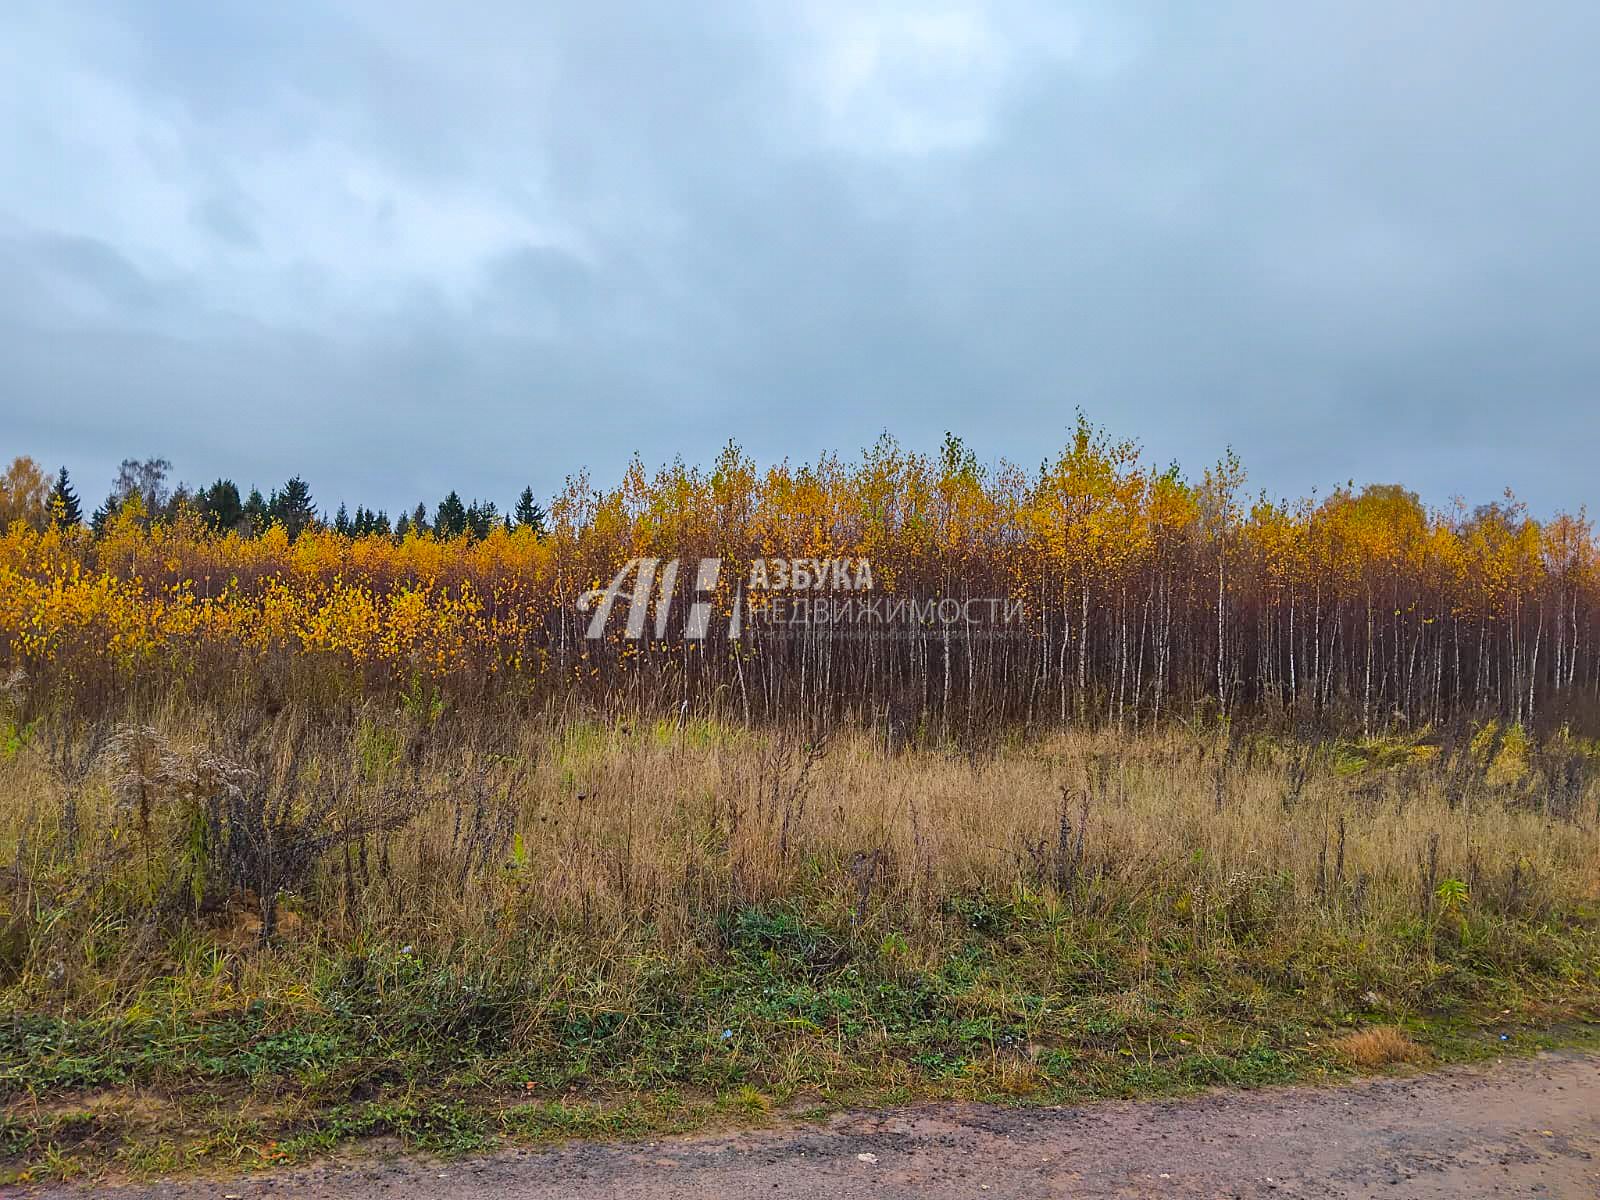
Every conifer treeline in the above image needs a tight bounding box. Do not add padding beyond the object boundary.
[0,456,549,542]
[1,422,1596,733]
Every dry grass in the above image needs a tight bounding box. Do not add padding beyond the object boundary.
[1332,1026,1428,1068]
[0,705,1595,1009]
[1,703,1598,1180]
[5,716,1598,932]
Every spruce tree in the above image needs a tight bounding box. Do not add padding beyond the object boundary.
[465,499,498,540]
[269,476,316,540]
[241,488,268,535]
[50,467,83,526]
[514,486,548,536]
[199,480,243,532]
[90,491,119,535]
[434,491,468,539]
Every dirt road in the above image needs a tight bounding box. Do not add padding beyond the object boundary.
[38,1050,1600,1199]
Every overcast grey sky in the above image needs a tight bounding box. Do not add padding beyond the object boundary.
[3,2,1597,517]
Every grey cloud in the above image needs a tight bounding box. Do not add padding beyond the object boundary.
[190,191,259,250]
[2,1,1598,517]
[10,234,160,316]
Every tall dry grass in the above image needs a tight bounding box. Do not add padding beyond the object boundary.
[2,700,1595,1014]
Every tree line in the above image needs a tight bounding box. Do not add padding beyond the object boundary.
[0,456,547,542]
[2,423,1598,736]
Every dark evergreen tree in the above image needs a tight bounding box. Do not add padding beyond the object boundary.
[410,502,429,536]
[241,488,268,535]
[465,499,498,540]
[90,490,119,535]
[334,503,352,536]
[346,506,391,538]
[198,480,243,532]
[434,491,468,539]
[514,486,548,536]
[269,476,316,540]
[49,467,82,526]
[395,511,411,538]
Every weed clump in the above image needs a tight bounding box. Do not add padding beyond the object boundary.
[1332,1026,1428,1069]
[101,721,434,939]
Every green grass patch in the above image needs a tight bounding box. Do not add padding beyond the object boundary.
[4,892,1597,1185]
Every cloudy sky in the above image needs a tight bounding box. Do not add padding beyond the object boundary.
[3,2,1597,517]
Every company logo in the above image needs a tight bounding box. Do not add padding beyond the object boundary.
[578,556,1024,641]
[577,557,873,640]
[578,557,723,641]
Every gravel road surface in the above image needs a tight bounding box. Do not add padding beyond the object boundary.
[33,1050,1600,1199]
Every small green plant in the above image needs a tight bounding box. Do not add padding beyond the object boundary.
[355,719,403,783]
[1434,877,1469,915]
[1,717,36,759]
[506,831,530,872]
[400,675,446,726]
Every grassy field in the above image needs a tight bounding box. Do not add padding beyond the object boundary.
[1,699,1597,1183]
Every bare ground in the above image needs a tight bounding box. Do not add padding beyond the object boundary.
[32,1051,1600,1199]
